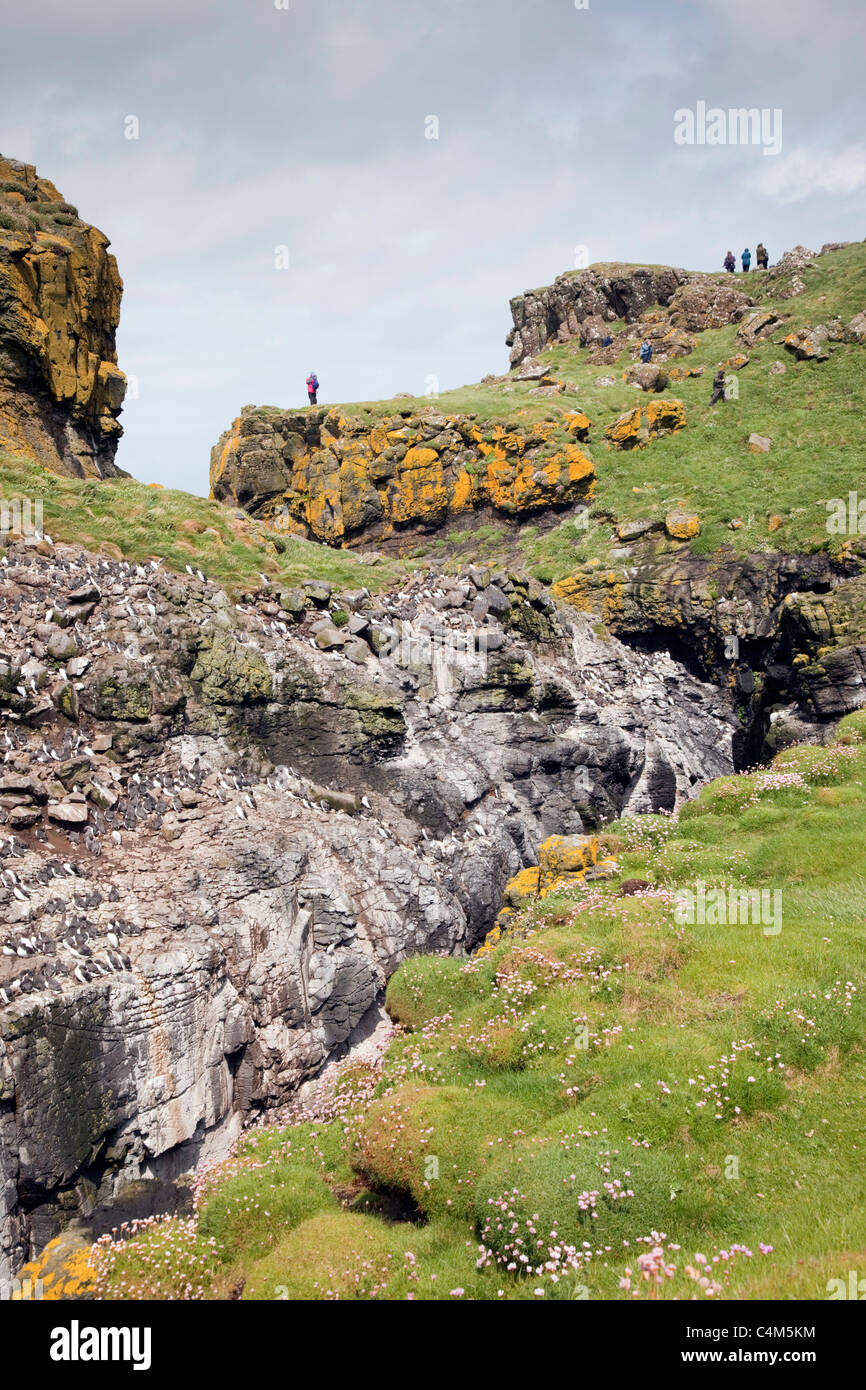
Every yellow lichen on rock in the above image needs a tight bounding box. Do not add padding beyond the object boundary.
[390,446,448,526]
[605,405,644,449]
[211,404,596,544]
[665,509,701,540]
[10,1234,96,1301]
[475,835,619,955]
[551,571,592,609]
[646,398,686,437]
[537,833,598,889]
[564,410,591,439]
[0,155,126,477]
[503,865,541,907]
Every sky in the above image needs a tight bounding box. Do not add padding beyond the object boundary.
[1,0,864,494]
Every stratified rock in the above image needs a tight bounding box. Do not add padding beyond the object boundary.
[667,278,753,332]
[0,154,125,478]
[737,310,784,347]
[0,532,740,1283]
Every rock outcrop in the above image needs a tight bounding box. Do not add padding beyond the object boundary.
[0,533,736,1282]
[0,155,125,479]
[210,406,595,545]
[505,264,755,366]
[552,538,866,761]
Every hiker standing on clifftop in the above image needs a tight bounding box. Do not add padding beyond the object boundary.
[709,364,727,406]
[723,250,736,273]
[306,371,319,405]
[756,242,769,270]
[742,247,752,273]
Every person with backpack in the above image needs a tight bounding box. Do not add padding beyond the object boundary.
[306,371,319,405]
[709,364,727,406]
[723,250,736,273]
[639,338,653,363]
[741,247,752,273]
[756,243,768,270]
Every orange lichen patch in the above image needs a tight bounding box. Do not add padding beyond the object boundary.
[147,482,164,490]
[646,398,686,436]
[564,410,592,439]
[450,467,475,513]
[562,443,595,485]
[667,365,704,381]
[768,514,784,532]
[551,571,592,609]
[11,1235,96,1301]
[538,833,599,887]
[369,425,389,455]
[665,509,701,540]
[605,405,644,449]
[390,446,448,526]
[503,865,541,907]
[210,418,242,490]
[484,439,594,512]
[476,836,619,955]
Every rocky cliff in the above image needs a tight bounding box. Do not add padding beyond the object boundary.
[0,156,126,479]
[0,531,735,1282]
[553,539,866,763]
[211,405,595,546]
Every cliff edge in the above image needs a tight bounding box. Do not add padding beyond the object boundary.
[0,155,126,479]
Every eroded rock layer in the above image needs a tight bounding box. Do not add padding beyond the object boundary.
[0,536,735,1280]
[0,155,125,479]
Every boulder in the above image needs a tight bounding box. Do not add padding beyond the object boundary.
[784,325,832,361]
[748,434,772,453]
[626,364,666,392]
[605,406,645,450]
[846,311,866,343]
[665,510,701,540]
[737,310,784,346]
[47,800,89,827]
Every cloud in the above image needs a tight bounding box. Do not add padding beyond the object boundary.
[747,145,866,202]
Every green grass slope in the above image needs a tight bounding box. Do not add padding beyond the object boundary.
[89,710,866,1301]
[0,453,405,595]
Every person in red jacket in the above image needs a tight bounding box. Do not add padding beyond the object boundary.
[306,371,319,405]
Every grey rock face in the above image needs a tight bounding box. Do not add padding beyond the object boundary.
[506,265,688,365]
[0,536,737,1282]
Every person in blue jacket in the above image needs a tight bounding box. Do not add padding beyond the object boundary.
[639,338,653,363]
[306,371,319,405]
[741,248,752,273]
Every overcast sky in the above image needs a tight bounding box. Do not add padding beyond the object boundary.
[2,0,864,494]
